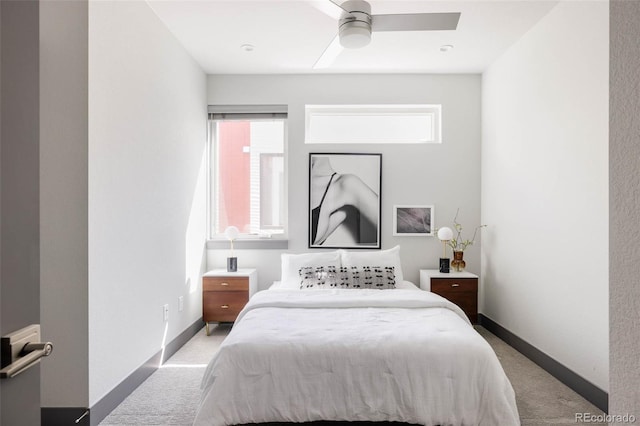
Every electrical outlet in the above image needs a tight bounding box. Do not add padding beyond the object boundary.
[163,304,169,322]
[178,296,184,312]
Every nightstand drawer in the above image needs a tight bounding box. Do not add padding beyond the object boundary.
[203,291,248,322]
[420,270,478,324]
[431,278,477,293]
[203,276,249,292]
[202,269,257,333]
[438,292,477,319]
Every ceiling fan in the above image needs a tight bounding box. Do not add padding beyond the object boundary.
[312,0,461,68]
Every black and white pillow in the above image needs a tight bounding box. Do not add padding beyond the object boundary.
[337,266,351,288]
[299,265,396,289]
[349,266,396,289]
[299,265,340,289]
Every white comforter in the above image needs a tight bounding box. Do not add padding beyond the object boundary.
[194,289,520,426]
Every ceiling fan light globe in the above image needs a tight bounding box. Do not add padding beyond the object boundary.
[339,25,371,48]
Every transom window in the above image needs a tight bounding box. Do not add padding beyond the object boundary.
[305,104,441,144]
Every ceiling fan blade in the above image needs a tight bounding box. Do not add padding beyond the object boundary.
[309,0,350,20]
[313,34,343,69]
[372,12,461,32]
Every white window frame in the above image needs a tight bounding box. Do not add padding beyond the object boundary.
[305,104,442,144]
[207,105,288,246]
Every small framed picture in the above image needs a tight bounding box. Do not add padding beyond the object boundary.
[393,205,434,236]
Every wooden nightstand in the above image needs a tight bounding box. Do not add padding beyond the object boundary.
[420,269,478,324]
[203,269,257,335]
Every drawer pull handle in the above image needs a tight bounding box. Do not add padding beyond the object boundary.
[220,282,229,286]
[451,283,460,287]
[220,305,229,309]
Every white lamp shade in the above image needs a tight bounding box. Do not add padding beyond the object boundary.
[224,226,240,241]
[437,227,453,241]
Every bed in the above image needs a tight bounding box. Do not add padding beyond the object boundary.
[194,247,520,426]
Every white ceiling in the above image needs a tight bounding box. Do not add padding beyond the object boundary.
[146,0,560,74]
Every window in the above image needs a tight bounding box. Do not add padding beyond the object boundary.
[208,106,287,239]
[305,104,441,144]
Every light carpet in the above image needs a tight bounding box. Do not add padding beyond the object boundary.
[99,325,604,426]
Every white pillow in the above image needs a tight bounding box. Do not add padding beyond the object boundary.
[280,251,341,289]
[340,245,404,284]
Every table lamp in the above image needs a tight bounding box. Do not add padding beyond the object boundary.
[437,226,453,273]
[225,226,239,272]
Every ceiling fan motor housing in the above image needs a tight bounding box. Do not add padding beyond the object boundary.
[339,0,372,48]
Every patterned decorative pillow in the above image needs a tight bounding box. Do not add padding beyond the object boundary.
[299,265,341,289]
[299,265,396,289]
[349,266,396,289]
[337,266,351,288]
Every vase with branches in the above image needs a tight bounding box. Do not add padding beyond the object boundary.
[445,209,486,271]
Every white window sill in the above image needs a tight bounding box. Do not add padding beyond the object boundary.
[207,238,288,250]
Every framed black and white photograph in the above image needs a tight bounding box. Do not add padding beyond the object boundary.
[393,205,434,236]
[309,153,381,249]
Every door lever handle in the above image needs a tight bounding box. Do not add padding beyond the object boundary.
[23,342,53,355]
[0,342,53,379]
[0,325,53,379]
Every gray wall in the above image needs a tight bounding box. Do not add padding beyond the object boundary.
[610,0,640,419]
[0,1,41,424]
[40,0,89,410]
[206,74,482,289]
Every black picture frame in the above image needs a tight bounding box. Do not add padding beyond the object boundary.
[309,153,381,249]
